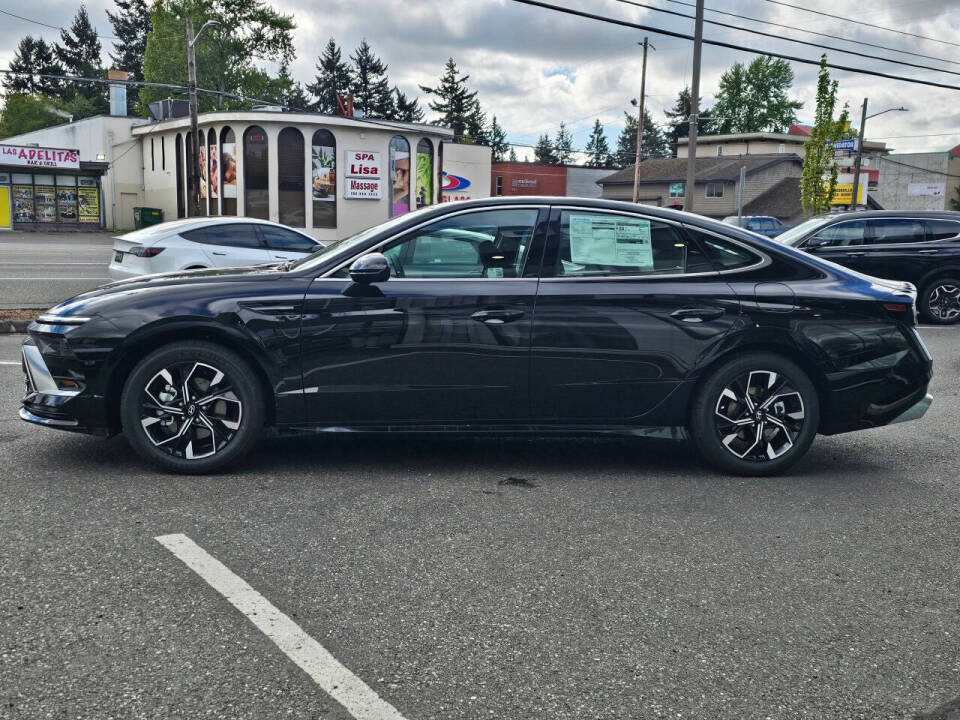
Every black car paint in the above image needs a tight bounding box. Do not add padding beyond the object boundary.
[21,197,932,443]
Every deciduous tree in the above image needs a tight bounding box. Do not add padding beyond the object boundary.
[712,57,803,134]
[801,55,849,214]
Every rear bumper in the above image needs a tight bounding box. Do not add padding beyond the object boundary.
[889,393,933,425]
[108,260,145,281]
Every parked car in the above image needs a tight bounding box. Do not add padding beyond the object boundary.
[108,217,321,281]
[777,210,960,324]
[21,197,932,476]
[721,215,788,238]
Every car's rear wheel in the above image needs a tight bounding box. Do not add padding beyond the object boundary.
[120,341,264,474]
[919,277,960,325]
[690,353,819,476]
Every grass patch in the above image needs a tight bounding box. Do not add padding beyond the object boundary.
[0,309,42,323]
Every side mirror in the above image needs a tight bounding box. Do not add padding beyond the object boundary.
[804,236,826,249]
[348,252,390,284]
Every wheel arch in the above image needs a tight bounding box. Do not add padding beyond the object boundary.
[916,265,960,293]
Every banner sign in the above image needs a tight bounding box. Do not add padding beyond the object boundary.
[345,150,381,178]
[907,182,945,197]
[0,145,80,169]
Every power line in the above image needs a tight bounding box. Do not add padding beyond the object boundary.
[0,7,119,41]
[509,0,960,92]
[880,157,960,179]
[760,0,960,49]
[657,0,960,69]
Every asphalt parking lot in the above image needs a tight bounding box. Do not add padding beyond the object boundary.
[1,327,959,720]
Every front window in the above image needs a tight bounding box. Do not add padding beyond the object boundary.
[389,135,411,217]
[277,127,305,227]
[925,219,960,241]
[813,219,866,247]
[775,216,830,246]
[379,208,537,278]
[243,126,269,220]
[705,182,724,198]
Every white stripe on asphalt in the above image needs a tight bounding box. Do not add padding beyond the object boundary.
[0,262,108,265]
[0,277,111,280]
[0,361,20,365]
[155,533,408,720]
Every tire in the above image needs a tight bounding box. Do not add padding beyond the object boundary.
[120,341,264,474]
[690,352,820,477]
[919,276,960,325]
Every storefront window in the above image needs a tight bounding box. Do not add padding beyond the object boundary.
[175,134,185,218]
[277,127,305,227]
[220,127,237,216]
[416,138,433,208]
[243,125,269,220]
[77,177,99,224]
[33,174,56,222]
[56,175,77,222]
[12,173,34,222]
[389,136,411,217]
[185,131,198,216]
[198,131,208,215]
[207,128,219,216]
[311,129,336,228]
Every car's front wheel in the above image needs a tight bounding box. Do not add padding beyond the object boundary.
[120,341,264,474]
[690,353,820,476]
[919,277,960,325]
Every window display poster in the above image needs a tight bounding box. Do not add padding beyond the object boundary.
[34,183,56,222]
[568,214,653,268]
[12,184,34,222]
[391,149,410,216]
[198,145,207,200]
[208,145,219,199]
[416,151,432,207]
[78,184,100,223]
[312,143,336,201]
[221,143,237,198]
[57,187,77,221]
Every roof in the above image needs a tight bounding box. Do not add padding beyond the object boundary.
[132,110,454,138]
[788,124,813,136]
[677,130,887,151]
[742,177,802,219]
[597,153,802,186]
[491,161,620,171]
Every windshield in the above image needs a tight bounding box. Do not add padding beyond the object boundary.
[775,216,831,246]
[288,206,437,272]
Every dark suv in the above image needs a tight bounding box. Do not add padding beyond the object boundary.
[778,210,960,324]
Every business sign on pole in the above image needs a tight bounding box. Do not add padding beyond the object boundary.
[829,138,859,152]
[0,144,80,169]
[344,150,382,199]
[907,182,946,197]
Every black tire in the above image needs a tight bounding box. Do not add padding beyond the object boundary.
[918,276,960,325]
[120,341,264,474]
[690,352,820,476]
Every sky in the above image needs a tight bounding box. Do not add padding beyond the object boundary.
[2,0,959,160]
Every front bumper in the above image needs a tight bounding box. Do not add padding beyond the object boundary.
[888,393,933,425]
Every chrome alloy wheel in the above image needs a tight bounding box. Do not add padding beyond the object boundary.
[928,283,960,322]
[138,362,242,460]
[714,369,805,462]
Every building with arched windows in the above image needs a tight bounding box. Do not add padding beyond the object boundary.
[134,111,490,241]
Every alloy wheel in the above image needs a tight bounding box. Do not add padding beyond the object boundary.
[927,283,960,322]
[138,362,242,460]
[714,369,805,462]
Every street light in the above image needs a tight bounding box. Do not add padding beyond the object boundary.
[187,18,221,217]
[851,100,908,210]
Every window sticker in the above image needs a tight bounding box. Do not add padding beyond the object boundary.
[568,214,653,268]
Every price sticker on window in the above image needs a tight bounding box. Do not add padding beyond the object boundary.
[568,214,653,268]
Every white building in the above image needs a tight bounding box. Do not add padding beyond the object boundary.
[874,147,960,211]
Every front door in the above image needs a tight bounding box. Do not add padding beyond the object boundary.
[804,218,868,269]
[298,206,546,426]
[529,208,742,425]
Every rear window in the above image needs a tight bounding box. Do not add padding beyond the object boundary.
[687,229,761,270]
[181,223,262,249]
[924,219,960,241]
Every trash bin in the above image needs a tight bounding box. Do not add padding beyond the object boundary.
[133,207,164,229]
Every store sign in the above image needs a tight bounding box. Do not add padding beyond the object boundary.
[829,138,858,152]
[512,178,537,190]
[0,144,80,169]
[344,177,382,199]
[345,150,381,178]
[908,182,945,197]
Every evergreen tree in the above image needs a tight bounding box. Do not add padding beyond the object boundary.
[349,39,393,118]
[712,57,803,134]
[277,63,309,110]
[307,38,352,114]
[391,87,424,122]
[465,104,489,145]
[508,146,518,162]
[664,87,713,156]
[55,5,106,111]
[615,110,668,167]
[534,133,558,164]
[107,0,151,113]
[801,56,849,214]
[3,36,62,97]
[419,58,478,140]
[488,115,509,162]
[584,119,611,167]
[554,121,574,164]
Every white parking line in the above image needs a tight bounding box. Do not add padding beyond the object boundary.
[0,361,20,365]
[0,277,111,280]
[155,533,408,720]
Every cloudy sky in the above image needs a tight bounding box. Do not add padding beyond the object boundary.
[2,0,959,159]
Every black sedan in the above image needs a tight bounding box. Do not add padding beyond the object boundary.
[20,197,933,476]
[777,210,960,324]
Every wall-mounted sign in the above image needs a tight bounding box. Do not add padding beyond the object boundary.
[345,150,381,178]
[829,138,858,152]
[907,182,945,197]
[512,178,537,190]
[0,144,80,169]
[344,177,382,199]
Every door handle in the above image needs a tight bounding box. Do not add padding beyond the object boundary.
[670,307,724,323]
[471,309,525,324]
[918,249,938,255]
[211,251,226,256]
[846,251,866,257]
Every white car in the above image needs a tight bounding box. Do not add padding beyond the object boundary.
[108,217,321,281]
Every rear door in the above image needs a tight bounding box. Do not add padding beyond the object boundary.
[257,225,318,262]
[180,223,271,267]
[851,217,928,282]
[529,207,742,425]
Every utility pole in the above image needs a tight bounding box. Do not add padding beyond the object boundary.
[186,17,220,218]
[683,0,705,214]
[850,97,868,211]
[737,165,746,223]
[632,37,652,204]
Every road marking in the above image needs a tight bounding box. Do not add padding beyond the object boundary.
[0,262,108,266]
[0,361,20,365]
[0,277,111,280]
[155,533,408,720]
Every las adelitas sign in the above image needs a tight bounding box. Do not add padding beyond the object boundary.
[0,144,80,169]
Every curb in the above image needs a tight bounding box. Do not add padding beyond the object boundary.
[1,321,31,334]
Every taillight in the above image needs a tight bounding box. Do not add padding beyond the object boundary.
[128,246,165,258]
[882,301,917,326]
